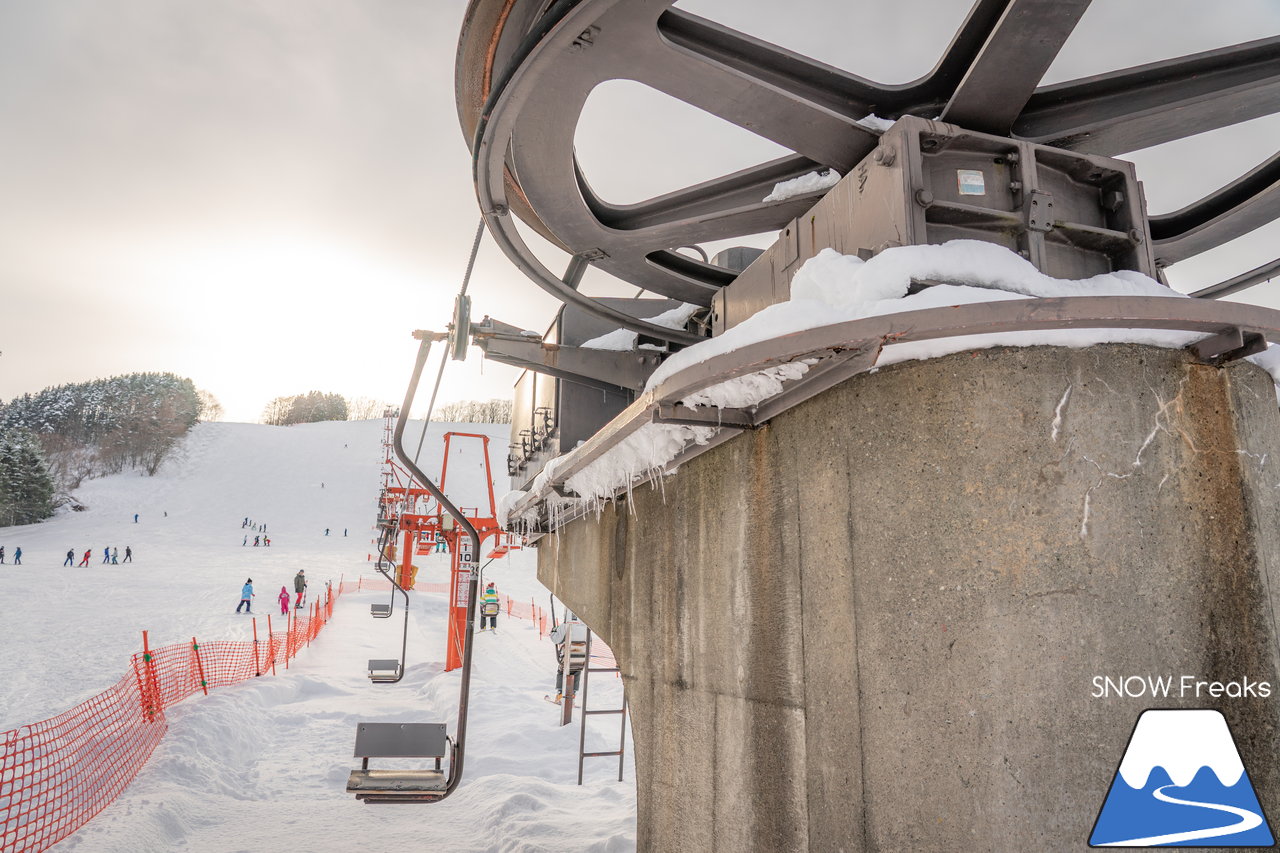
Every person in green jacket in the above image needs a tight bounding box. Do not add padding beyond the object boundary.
[479,582,500,631]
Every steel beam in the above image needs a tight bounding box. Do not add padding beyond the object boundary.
[1015,36,1280,155]
[1192,257,1280,300]
[941,0,1091,135]
[1151,152,1280,264]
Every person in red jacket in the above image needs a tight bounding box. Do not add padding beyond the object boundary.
[77,549,91,567]
[278,586,291,615]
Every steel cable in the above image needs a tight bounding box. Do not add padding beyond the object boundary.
[414,217,487,468]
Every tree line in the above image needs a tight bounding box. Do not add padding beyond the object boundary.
[0,372,208,524]
[431,398,513,424]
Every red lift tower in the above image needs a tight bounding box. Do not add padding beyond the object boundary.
[376,426,518,672]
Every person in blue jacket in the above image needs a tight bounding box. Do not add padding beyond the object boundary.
[236,578,255,613]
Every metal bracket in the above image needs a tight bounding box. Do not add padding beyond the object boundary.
[1186,327,1268,365]
[652,402,756,430]
[1026,190,1055,233]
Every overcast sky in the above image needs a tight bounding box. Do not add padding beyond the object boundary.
[2,1,1278,422]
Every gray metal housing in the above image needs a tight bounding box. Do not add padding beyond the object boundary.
[713,115,1155,333]
[508,297,682,490]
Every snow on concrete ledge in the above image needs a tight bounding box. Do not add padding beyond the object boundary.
[527,240,1280,506]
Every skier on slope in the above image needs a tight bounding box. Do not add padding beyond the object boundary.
[235,579,254,613]
[78,549,91,567]
[294,569,307,609]
[278,586,291,615]
[123,546,132,563]
[64,549,74,567]
[101,547,110,564]
[0,545,5,564]
[479,582,500,631]
[13,547,20,565]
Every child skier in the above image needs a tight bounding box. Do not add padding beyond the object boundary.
[278,586,290,615]
[236,578,254,613]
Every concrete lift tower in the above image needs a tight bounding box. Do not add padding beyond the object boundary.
[455,2,1280,849]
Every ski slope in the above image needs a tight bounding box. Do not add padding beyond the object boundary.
[0,420,635,852]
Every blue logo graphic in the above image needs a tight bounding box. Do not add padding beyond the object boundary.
[1090,709,1274,847]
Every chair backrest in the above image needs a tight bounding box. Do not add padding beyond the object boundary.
[353,722,448,758]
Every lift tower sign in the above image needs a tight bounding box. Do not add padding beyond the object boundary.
[456,539,474,607]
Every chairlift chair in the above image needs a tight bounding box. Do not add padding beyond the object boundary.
[366,541,411,682]
[348,327,484,805]
[346,722,450,803]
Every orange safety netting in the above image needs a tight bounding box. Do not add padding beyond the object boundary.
[0,584,344,853]
[2,574,598,852]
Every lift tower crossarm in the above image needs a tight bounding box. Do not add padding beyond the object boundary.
[471,315,663,393]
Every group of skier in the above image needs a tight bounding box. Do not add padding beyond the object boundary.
[61,546,132,566]
[0,546,20,565]
[235,569,309,615]
[241,517,271,547]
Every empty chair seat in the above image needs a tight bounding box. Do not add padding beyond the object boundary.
[370,603,392,618]
[367,658,402,683]
[347,722,449,803]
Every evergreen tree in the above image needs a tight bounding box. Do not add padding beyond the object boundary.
[0,429,57,525]
[0,372,202,486]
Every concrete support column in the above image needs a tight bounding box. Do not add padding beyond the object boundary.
[540,344,1280,851]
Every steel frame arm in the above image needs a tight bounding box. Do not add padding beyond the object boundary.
[390,332,482,801]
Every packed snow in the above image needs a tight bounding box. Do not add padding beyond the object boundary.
[761,168,842,203]
[0,419,635,852]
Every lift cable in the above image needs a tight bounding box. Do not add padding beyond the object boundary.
[414,217,487,468]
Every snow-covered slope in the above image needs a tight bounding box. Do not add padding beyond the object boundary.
[0,419,635,852]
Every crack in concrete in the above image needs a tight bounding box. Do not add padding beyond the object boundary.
[1051,384,1072,442]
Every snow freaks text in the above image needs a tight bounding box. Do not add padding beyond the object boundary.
[1091,676,1273,700]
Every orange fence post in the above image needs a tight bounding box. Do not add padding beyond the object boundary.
[140,630,161,719]
[252,617,261,677]
[191,637,208,696]
[285,612,292,670]
[267,614,277,676]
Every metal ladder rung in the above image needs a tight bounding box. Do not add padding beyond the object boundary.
[577,627,628,785]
